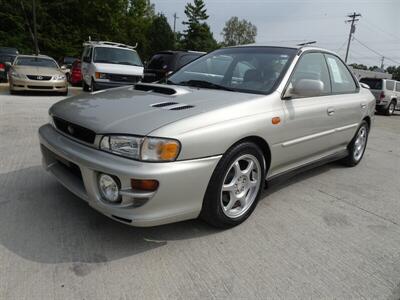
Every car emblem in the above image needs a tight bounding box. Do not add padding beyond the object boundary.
[67,125,75,135]
[37,76,43,80]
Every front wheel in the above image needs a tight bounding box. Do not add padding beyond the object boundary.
[342,120,369,167]
[200,142,266,228]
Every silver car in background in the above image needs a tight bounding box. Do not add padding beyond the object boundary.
[39,45,375,228]
[9,55,68,95]
[359,78,400,115]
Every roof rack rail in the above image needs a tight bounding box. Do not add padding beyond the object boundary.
[82,41,138,50]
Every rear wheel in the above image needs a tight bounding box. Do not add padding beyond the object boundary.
[200,142,265,228]
[385,101,396,116]
[342,120,369,167]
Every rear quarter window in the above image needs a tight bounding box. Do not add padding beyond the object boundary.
[396,82,400,92]
[360,78,383,89]
[385,80,395,91]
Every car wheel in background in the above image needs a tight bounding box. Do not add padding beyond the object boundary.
[82,80,90,92]
[385,101,396,116]
[200,142,266,228]
[90,78,96,92]
[342,120,369,167]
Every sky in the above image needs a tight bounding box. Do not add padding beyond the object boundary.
[152,0,400,67]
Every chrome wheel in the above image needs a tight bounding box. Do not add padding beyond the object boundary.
[353,126,367,162]
[389,102,395,115]
[220,154,261,218]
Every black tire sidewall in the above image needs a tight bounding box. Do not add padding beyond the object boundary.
[200,142,266,228]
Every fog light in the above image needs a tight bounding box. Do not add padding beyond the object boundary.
[98,174,120,203]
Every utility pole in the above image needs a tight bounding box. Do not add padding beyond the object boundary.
[380,56,385,69]
[173,13,179,33]
[32,0,39,55]
[344,12,361,63]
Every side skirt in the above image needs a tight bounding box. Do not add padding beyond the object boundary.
[265,149,349,188]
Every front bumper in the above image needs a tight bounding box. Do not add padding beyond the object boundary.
[93,80,138,90]
[39,124,221,227]
[10,77,67,92]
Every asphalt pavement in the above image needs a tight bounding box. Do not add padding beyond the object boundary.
[0,84,399,299]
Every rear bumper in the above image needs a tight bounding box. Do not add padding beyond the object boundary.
[38,124,221,227]
[10,77,67,92]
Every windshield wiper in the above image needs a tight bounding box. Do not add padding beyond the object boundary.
[176,80,234,91]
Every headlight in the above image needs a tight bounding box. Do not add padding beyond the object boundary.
[95,72,108,79]
[53,74,66,80]
[100,135,180,162]
[10,71,25,79]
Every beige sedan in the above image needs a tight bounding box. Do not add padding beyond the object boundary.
[9,55,68,95]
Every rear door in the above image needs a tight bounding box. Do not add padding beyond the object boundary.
[81,46,92,84]
[323,53,362,146]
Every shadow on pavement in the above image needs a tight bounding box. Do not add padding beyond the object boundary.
[0,166,219,264]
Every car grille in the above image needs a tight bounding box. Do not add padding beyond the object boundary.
[108,74,141,83]
[53,117,96,144]
[27,75,52,80]
[28,85,53,89]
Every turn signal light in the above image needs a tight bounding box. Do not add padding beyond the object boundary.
[131,179,159,191]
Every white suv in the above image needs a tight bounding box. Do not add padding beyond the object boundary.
[81,41,144,92]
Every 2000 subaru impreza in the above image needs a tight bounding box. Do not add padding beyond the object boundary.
[39,45,375,228]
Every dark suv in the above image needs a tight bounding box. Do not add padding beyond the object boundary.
[142,50,205,83]
[0,47,19,82]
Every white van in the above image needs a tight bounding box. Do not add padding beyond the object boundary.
[81,41,144,91]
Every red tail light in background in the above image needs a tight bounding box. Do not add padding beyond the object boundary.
[0,63,5,72]
[380,91,385,100]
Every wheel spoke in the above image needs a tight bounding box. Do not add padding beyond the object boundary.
[242,160,254,176]
[225,193,238,211]
[233,161,242,177]
[222,181,236,192]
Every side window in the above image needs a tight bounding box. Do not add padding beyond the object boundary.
[325,54,357,93]
[289,52,331,98]
[396,82,400,92]
[82,47,92,63]
[385,80,395,91]
[177,54,198,69]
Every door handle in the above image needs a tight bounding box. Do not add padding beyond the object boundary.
[360,103,367,109]
[327,107,335,116]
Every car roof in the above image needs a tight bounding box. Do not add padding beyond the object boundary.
[16,54,55,60]
[229,43,337,55]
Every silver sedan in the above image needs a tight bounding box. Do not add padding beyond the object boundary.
[39,45,375,228]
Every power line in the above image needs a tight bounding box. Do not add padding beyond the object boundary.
[353,37,400,65]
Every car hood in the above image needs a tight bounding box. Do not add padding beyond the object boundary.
[50,84,264,136]
[94,63,144,75]
[13,66,62,76]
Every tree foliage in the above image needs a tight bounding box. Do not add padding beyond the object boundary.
[180,0,218,52]
[386,66,400,80]
[349,63,368,70]
[221,16,257,46]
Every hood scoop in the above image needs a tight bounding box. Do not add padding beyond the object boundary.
[134,84,176,95]
[150,102,195,111]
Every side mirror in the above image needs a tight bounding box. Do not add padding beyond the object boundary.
[166,71,174,77]
[5,62,11,67]
[285,79,324,99]
[360,82,370,89]
[60,65,67,70]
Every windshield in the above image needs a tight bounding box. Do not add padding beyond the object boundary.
[93,47,143,66]
[360,78,382,90]
[15,57,58,68]
[167,47,296,95]
[148,53,174,70]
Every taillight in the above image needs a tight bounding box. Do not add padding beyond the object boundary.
[380,91,385,100]
[0,63,5,71]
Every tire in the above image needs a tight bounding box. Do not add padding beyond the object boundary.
[90,78,96,92]
[200,142,266,228]
[385,101,396,116]
[9,88,16,95]
[342,120,369,167]
[82,80,90,92]
[61,90,68,96]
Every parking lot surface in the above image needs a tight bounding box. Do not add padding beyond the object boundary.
[0,85,399,299]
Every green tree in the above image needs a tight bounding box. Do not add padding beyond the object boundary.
[181,0,217,52]
[148,14,175,54]
[386,66,400,80]
[349,63,368,71]
[221,16,257,46]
